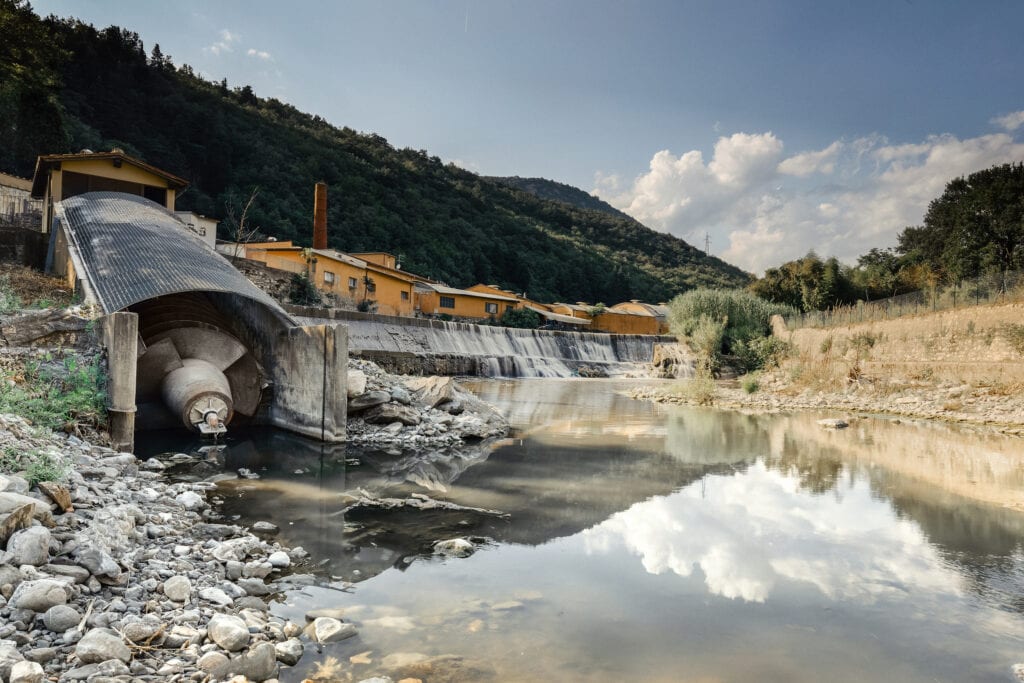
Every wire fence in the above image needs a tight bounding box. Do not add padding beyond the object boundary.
[785,269,1024,329]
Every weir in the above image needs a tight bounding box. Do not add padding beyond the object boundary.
[287,307,673,378]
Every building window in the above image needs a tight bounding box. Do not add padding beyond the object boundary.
[506,304,514,312]
[401,291,409,301]
[485,302,498,314]
[440,296,456,309]
[348,277,358,289]
[323,271,335,284]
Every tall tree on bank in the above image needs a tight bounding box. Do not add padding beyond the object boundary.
[898,162,1024,279]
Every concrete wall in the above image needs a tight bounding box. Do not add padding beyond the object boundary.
[270,323,347,441]
[0,226,46,267]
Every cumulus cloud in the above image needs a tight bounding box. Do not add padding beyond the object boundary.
[205,29,239,55]
[594,123,1024,273]
[582,462,959,604]
[992,110,1024,132]
[247,48,273,61]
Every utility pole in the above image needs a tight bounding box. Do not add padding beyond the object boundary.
[704,232,710,256]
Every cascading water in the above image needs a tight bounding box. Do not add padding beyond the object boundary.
[299,313,672,378]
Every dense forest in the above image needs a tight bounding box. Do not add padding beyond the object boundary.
[751,162,1024,312]
[0,1,750,304]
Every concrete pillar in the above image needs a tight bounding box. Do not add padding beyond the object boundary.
[100,312,139,452]
[270,323,347,442]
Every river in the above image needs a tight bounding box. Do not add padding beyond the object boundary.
[143,379,1024,682]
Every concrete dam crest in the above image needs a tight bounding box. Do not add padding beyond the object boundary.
[289,307,672,377]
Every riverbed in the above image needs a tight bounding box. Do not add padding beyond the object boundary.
[152,379,1024,682]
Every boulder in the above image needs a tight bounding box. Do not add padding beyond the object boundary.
[9,660,45,683]
[174,491,204,510]
[0,493,54,526]
[72,547,120,579]
[0,641,26,682]
[389,386,412,405]
[348,390,391,412]
[312,617,358,643]
[275,638,303,666]
[207,614,250,652]
[363,403,421,426]
[433,538,475,558]
[0,504,36,546]
[405,376,457,409]
[74,628,131,664]
[36,482,73,513]
[9,579,67,612]
[222,642,277,682]
[267,551,290,569]
[347,370,367,398]
[5,526,51,566]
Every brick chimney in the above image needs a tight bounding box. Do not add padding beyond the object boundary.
[313,182,328,250]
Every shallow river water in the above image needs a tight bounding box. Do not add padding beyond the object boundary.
[152,379,1024,682]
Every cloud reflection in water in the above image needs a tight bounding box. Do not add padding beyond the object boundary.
[583,461,960,604]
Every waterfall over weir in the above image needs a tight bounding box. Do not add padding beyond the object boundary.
[292,308,672,378]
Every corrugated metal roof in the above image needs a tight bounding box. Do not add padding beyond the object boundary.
[415,282,519,301]
[54,192,294,322]
[525,305,590,325]
[311,248,367,269]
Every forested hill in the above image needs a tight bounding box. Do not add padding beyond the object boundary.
[489,176,633,221]
[0,3,751,303]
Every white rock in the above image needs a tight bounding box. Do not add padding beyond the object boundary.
[9,579,67,612]
[206,614,250,652]
[9,660,44,683]
[5,526,51,566]
[0,641,26,682]
[267,551,290,568]
[347,370,367,398]
[275,637,304,666]
[75,628,131,664]
[313,617,357,643]
[163,575,192,602]
[199,587,233,606]
[433,538,475,558]
[174,491,204,510]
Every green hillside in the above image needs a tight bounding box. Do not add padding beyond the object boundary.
[0,2,750,303]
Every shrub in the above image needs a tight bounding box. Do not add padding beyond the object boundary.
[497,307,541,329]
[668,288,796,372]
[0,446,71,486]
[733,336,791,371]
[741,374,760,394]
[0,354,107,431]
[288,273,322,306]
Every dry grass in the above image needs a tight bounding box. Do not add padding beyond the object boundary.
[0,264,74,311]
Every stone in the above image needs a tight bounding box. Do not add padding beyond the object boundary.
[43,604,81,632]
[251,521,278,533]
[73,547,120,578]
[313,617,357,643]
[0,504,35,546]
[0,640,26,682]
[275,638,303,666]
[363,403,422,426]
[237,577,271,596]
[347,370,367,398]
[163,575,192,602]
[23,648,57,664]
[175,491,204,510]
[121,617,162,644]
[74,628,131,664]
[304,606,346,621]
[390,386,412,405]
[226,642,278,682]
[817,418,849,429]
[5,526,51,566]
[0,475,29,494]
[41,563,90,583]
[9,579,67,611]
[199,586,234,606]
[36,482,73,513]
[198,651,229,672]
[433,538,475,558]
[405,376,457,409]
[348,390,391,412]
[207,614,250,652]
[9,660,44,683]
[267,551,290,568]
[0,493,53,526]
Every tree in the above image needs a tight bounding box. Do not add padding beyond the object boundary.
[223,187,260,256]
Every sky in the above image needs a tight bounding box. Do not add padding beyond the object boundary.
[31,0,1024,273]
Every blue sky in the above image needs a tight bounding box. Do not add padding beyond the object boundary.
[32,0,1024,272]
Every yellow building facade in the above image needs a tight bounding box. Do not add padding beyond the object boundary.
[416,283,518,320]
[31,151,188,233]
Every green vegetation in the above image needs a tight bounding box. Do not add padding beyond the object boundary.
[0,1,750,305]
[0,354,107,432]
[0,275,20,314]
[741,374,760,394]
[288,272,322,307]
[496,307,541,329]
[0,445,70,486]
[667,288,795,372]
[752,164,1024,313]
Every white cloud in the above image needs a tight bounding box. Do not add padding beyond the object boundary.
[247,48,273,61]
[205,28,239,56]
[595,122,1024,273]
[778,141,841,176]
[992,110,1024,132]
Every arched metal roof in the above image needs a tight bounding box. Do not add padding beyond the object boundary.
[53,192,294,323]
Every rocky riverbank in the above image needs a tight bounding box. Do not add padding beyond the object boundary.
[630,373,1024,436]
